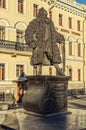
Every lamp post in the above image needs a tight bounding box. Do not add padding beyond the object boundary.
[48,0,57,11]
[83,15,86,94]
[48,0,65,73]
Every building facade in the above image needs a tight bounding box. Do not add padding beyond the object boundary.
[0,0,86,101]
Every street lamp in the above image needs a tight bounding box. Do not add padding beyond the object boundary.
[83,14,86,94]
[48,0,65,73]
[48,0,57,11]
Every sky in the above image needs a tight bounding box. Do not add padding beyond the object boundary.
[76,0,86,5]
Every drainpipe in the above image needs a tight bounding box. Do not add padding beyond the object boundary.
[48,0,65,73]
[83,17,86,94]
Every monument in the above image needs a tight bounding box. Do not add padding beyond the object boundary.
[22,7,70,115]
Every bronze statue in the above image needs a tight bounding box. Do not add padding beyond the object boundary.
[25,7,65,76]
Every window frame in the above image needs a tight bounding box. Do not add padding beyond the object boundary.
[0,63,5,80]
[69,68,72,81]
[18,0,24,14]
[77,20,80,31]
[0,26,5,40]
[69,42,72,55]
[0,0,6,8]
[78,69,81,81]
[77,43,81,57]
[33,4,38,17]
[33,66,37,75]
[16,29,25,43]
[49,11,52,20]
[68,17,72,29]
[59,14,63,26]
[16,64,24,77]
[49,67,52,76]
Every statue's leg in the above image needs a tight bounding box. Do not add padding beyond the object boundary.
[38,65,42,75]
[53,63,65,76]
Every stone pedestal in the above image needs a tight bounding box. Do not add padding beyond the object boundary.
[22,76,70,115]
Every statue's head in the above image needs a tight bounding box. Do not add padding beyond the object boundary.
[37,7,47,18]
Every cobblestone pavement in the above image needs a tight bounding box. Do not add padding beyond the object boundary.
[0,97,86,130]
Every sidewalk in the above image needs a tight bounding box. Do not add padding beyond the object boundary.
[0,107,86,130]
[0,111,7,125]
[0,97,86,130]
[68,94,86,99]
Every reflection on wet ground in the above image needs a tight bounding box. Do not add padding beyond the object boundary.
[67,108,86,130]
[0,98,86,130]
[15,107,86,130]
[68,98,86,110]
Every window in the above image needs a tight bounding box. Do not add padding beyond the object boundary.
[33,4,38,17]
[0,0,6,8]
[33,66,37,75]
[49,11,52,20]
[78,69,81,81]
[0,63,5,80]
[18,0,24,13]
[69,42,72,55]
[59,14,62,26]
[16,30,25,43]
[0,26,5,40]
[68,17,72,29]
[16,65,24,77]
[77,44,81,57]
[49,67,52,76]
[58,44,62,54]
[69,68,72,80]
[77,20,80,31]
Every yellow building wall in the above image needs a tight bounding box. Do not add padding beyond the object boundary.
[0,0,86,94]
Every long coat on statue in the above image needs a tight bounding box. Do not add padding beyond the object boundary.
[25,8,65,66]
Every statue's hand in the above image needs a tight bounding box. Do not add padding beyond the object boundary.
[30,40,37,49]
[56,31,65,43]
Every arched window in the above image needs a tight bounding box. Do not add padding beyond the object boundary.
[0,26,5,40]
[69,42,72,55]
[16,29,25,43]
[15,22,26,47]
[77,44,81,57]
[69,68,72,81]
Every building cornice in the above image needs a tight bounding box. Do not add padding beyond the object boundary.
[0,48,32,57]
[41,0,86,18]
[56,0,86,18]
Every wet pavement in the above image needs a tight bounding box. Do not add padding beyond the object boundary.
[16,108,86,130]
[0,97,86,130]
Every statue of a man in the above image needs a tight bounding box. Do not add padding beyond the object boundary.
[25,7,65,76]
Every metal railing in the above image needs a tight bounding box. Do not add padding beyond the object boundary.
[0,39,32,52]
